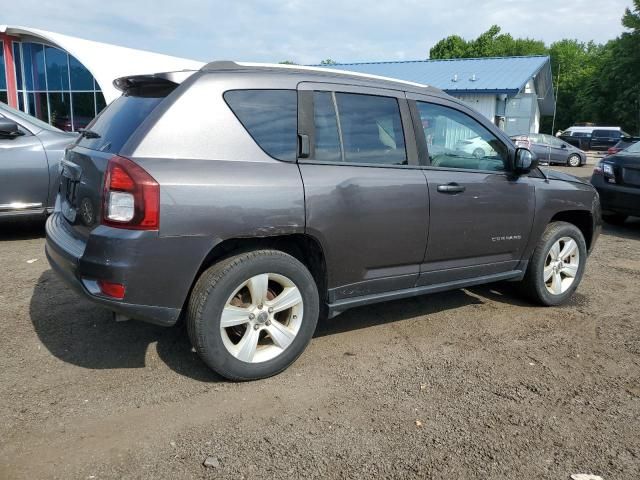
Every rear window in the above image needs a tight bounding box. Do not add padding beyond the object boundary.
[224,90,297,161]
[593,129,619,138]
[77,95,165,153]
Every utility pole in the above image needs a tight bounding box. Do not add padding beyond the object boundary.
[551,62,561,135]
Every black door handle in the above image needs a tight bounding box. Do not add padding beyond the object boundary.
[437,183,465,194]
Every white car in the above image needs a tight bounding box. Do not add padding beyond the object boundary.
[455,136,497,158]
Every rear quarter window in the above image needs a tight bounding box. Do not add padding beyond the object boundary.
[77,95,165,153]
[224,89,297,161]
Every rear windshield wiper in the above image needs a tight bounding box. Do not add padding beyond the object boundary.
[78,129,101,139]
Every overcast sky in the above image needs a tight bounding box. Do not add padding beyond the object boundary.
[3,0,633,63]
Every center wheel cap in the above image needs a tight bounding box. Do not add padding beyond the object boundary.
[256,311,269,324]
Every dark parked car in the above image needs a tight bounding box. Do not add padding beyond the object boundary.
[0,102,77,219]
[45,62,601,380]
[511,133,586,167]
[591,141,640,224]
[560,127,632,151]
[607,138,638,155]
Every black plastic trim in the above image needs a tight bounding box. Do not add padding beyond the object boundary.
[326,270,524,318]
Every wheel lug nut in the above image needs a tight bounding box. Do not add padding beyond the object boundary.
[265,320,271,326]
[249,313,255,320]
[253,324,260,330]
[268,307,273,313]
[258,304,263,310]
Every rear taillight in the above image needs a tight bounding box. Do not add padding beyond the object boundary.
[97,280,126,299]
[102,155,159,230]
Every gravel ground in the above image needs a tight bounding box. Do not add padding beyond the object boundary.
[1,160,639,479]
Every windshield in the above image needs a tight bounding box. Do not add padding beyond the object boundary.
[0,102,62,133]
[625,141,640,154]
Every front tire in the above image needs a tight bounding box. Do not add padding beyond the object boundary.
[520,222,587,306]
[567,154,581,167]
[187,250,319,381]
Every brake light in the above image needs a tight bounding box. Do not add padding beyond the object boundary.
[102,155,159,230]
[97,280,126,299]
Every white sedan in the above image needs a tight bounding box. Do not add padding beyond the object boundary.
[455,136,497,158]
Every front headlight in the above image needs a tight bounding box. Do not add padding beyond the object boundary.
[602,163,616,183]
[603,163,614,175]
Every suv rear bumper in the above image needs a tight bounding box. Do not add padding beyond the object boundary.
[45,212,195,326]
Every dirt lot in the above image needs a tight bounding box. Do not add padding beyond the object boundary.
[1,161,639,479]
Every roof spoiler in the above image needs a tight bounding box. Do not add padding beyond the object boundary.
[113,70,198,94]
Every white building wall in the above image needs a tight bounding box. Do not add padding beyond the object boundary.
[453,94,497,122]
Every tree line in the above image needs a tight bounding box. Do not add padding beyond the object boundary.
[429,1,640,135]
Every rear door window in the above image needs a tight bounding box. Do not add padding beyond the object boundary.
[224,90,297,161]
[336,93,407,165]
[309,91,407,166]
[77,95,165,153]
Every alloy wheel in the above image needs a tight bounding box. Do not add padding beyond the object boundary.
[568,154,581,167]
[220,273,304,363]
[543,236,580,295]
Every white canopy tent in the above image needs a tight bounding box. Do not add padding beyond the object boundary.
[0,25,204,103]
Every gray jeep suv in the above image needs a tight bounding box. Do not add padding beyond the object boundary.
[45,62,601,380]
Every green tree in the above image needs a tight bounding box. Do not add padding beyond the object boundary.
[279,60,298,65]
[429,35,468,59]
[319,59,338,65]
[429,25,546,59]
[542,39,604,132]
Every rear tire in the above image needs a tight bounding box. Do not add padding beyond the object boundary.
[187,250,319,381]
[602,213,628,225]
[567,154,581,167]
[519,222,587,306]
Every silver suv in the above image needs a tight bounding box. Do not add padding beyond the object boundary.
[46,62,601,380]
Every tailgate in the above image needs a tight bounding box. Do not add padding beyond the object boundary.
[59,147,112,239]
[57,77,179,238]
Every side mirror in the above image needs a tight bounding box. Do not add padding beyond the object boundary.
[513,148,537,175]
[561,143,567,149]
[0,118,23,139]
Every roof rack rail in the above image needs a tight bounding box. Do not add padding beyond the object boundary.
[199,60,430,89]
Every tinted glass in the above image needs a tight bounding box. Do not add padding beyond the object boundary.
[0,42,6,90]
[548,136,565,147]
[95,92,107,114]
[49,92,71,130]
[417,101,507,171]
[335,92,406,165]
[44,46,69,91]
[0,92,7,105]
[22,43,46,91]
[626,141,640,153]
[13,43,23,91]
[77,95,165,153]
[27,92,49,123]
[224,90,297,161]
[69,55,94,91]
[313,91,341,162]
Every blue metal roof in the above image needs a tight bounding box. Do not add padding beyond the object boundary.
[313,56,551,95]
